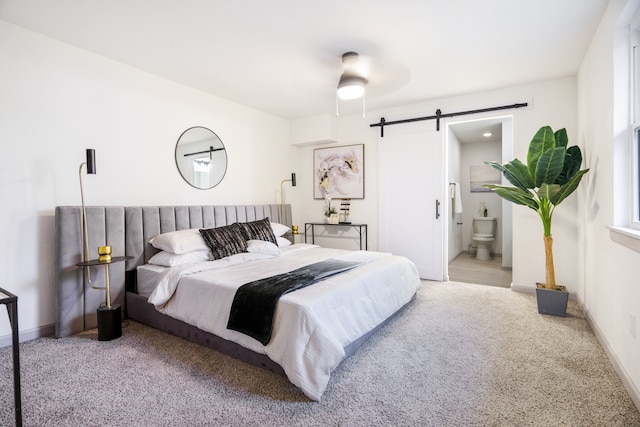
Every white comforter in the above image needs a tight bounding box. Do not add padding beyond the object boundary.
[147,244,421,400]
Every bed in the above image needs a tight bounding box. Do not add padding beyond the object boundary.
[55,204,421,401]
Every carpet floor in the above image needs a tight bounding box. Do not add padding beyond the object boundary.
[1,281,639,426]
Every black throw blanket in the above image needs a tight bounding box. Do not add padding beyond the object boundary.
[227,259,362,345]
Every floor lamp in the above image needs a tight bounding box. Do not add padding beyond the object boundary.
[280,173,296,224]
[78,149,121,341]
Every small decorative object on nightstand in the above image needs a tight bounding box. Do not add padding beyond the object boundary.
[340,199,351,224]
[98,245,112,262]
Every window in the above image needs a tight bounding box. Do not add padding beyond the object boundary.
[608,8,640,251]
[631,17,640,228]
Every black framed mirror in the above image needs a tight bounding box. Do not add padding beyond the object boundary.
[175,126,227,189]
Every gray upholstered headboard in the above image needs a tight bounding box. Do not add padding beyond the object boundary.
[54,204,292,338]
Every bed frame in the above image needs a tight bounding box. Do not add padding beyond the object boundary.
[54,204,412,379]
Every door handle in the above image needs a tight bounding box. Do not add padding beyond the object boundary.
[435,199,440,219]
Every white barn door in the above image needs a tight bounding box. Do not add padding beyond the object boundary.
[378,121,445,281]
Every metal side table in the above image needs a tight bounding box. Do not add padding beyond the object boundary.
[1,287,21,426]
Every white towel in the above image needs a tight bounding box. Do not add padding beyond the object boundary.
[452,182,463,214]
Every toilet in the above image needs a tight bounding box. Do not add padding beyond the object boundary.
[472,217,497,261]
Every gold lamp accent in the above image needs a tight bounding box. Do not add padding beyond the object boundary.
[98,245,112,263]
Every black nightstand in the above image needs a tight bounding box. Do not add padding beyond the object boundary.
[76,256,131,341]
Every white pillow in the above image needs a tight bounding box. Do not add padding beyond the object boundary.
[270,222,290,237]
[276,236,292,247]
[148,228,208,254]
[246,239,281,256]
[148,250,211,267]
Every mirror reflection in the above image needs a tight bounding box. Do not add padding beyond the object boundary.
[175,126,227,189]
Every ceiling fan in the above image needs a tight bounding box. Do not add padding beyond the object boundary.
[333,50,410,117]
[337,52,368,100]
[336,51,369,117]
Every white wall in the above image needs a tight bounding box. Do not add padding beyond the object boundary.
[0,21,294,339]
[577,0,640,407]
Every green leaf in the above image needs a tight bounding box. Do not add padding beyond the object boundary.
[486,159,534,190]
[554,128,568,149]
[555,146,582,185]
[535,146,565,187]
[504,158,535,189]
[484,185,539,210]
[527,126,556,178]
[551,169,589,205]
[537,183,561,202]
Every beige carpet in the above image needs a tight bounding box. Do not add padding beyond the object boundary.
[1,281,639,426]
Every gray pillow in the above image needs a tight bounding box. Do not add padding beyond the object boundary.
[237,217,278,245]
[199,223,247,260]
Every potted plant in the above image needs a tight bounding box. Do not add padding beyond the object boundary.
[324,194,339,224]
[484,125,589,317]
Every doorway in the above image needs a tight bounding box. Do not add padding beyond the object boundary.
[445,116,513,287]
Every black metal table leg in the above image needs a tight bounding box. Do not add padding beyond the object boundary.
[1,288,22,427]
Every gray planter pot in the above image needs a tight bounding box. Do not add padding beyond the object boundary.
[535,284,568,317]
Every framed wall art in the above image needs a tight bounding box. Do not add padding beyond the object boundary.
[313,144,364,199]
[470,164,501,192]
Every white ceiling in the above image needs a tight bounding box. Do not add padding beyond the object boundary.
[0,0,608,121]
[450,118,504,144]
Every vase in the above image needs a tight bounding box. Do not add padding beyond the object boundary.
[328,214,339,224]
[535,283,569,317]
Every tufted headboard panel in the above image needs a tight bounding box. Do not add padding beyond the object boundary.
[55,204,292,338]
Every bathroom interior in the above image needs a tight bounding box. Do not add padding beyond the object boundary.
[447,117,513,288]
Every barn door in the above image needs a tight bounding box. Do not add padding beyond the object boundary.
[378,121,445,281]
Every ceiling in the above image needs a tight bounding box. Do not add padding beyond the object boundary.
[0,0,608,121]
[450,118,503,144]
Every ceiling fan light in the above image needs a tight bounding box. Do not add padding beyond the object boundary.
[337,74,366,100]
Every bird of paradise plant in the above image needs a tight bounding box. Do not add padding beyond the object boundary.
[484,125,589,290]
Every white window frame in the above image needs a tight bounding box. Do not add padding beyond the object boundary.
[608,9,640,251]
[630,15,640,229]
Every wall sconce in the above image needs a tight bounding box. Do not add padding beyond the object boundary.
[79,148,96,268]
[280,173,296,223]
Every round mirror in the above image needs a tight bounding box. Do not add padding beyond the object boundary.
[175,126,227,189]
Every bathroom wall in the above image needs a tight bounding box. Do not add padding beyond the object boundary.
[447,128,463,262]
[460,140,503,256]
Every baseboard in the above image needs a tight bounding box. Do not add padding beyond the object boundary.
[575,296,640,413]
[510,284,579,300]
[0,323,55,348]
[510,283,534,294]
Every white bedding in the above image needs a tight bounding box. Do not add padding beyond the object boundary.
[136,264,166,297]
[146,243,422,400]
